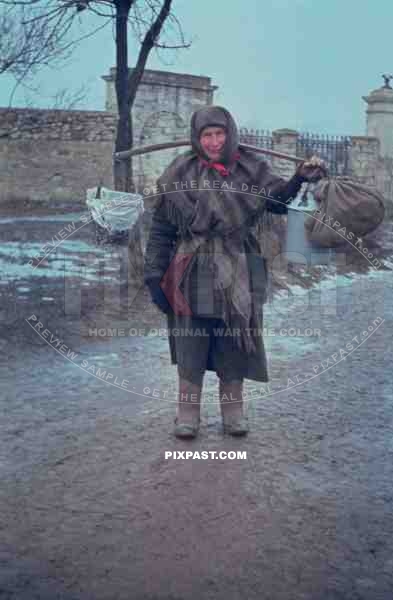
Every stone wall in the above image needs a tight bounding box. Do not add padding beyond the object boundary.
[0,108,116,206]
[0,69,217,207]
[1,74,393,216]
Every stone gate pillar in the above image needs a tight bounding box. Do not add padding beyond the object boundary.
[271,129,299,178]
[363,78,393,158]
[102,68,218,188]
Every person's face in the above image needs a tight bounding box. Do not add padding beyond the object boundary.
[199,126,226,161]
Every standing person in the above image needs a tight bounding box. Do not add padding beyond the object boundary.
[143,106,326,439]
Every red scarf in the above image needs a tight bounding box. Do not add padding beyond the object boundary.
[199,151,240,177]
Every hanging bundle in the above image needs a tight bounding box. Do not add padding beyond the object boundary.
[304,176,385,247]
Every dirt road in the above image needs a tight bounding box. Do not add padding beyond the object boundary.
[1,211,392,599]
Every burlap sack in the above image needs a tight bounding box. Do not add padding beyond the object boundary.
[304,177,385,247]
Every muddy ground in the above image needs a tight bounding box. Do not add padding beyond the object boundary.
[0,207,392,600]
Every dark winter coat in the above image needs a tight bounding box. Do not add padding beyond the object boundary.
[143,106,305,382]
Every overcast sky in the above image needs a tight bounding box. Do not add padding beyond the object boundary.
[1,0,392,136]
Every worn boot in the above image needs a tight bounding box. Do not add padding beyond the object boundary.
[219,379,249,436]
[174,377,202,439]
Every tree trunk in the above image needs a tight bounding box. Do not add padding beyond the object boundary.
[113,0,173,192]
[114,0,134,192]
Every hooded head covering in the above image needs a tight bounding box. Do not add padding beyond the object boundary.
[190,105,240,165]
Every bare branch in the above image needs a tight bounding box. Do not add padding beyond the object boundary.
[0,0,192,192]
[50,82,91,109]
[154,41,191,49]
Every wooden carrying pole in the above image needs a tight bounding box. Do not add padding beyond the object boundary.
[113,140,304,164]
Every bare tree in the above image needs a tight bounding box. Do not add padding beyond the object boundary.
[113,0,192,191]
[0,3,78,103]
[0,0,191,191]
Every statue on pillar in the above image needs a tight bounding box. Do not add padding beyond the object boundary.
[382,74,393,89]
